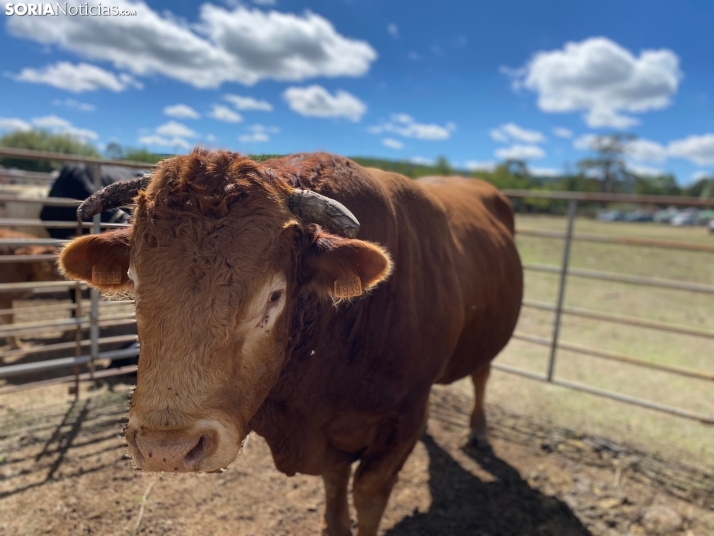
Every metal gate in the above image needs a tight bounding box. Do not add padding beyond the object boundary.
[1,147,712,425]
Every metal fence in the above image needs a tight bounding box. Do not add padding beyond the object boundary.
[0,147,712,426]
[499,190,714,425]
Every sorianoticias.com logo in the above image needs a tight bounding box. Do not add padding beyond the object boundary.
[4,3,137,16]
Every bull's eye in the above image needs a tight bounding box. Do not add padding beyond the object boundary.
[268,290,282,304]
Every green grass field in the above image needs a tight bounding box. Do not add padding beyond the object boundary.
[471,215,714,469]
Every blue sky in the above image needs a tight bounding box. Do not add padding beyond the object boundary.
[1,0,713,183]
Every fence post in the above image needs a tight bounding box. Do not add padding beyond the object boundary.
[88,163,101,380]
[547,199,577,381]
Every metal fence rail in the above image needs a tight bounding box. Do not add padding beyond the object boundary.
[0,147,713,426]
[506,193,714,425]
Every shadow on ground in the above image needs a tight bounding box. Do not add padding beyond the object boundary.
[386,433,591,536]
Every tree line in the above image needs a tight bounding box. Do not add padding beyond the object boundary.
[1,130,711,209]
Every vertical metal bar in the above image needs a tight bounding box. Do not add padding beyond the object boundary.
[89,163,101,380]
[71,218,83,400]
[547,199,577,381]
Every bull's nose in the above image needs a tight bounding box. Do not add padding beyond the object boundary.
[126,425,216,472]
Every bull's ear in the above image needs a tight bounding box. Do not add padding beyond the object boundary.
[59,227,132,292]
[306,230,392,298]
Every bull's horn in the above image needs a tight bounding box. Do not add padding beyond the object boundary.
[77,174,152,221]
[288,189,360,238]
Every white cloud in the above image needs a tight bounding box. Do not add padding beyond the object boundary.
[238,124,279,143]
[0,115,98,140]
[530,166,562,177]
[495,144,546,160]
[30,114,98,141]
[574,133,711,166]
[52,98,96,112]
[7,2,377,88]
[409,52,420,61]
[382,138,404,149]
[156,120,197,138]
[369,114,455,140]
[164,104,200,119]
[573,134,597,150]
[387,23,398,38]
[138,135,191,149]
[283,85,366,121]
[553,127,573,139]
[628,164,663,177]
[224,94,273,111]
[239,132,269,143]
[465,160,497,172]
[667,134,714,166]
[0,117,32,131]
[208,104,243,123]
[504,37,682,128]
[410,156,434,165]
[9,61,141,93]
[490,122,545,144]
[692,170,712,181]
[585,108,639,128]
[627,139,668,163]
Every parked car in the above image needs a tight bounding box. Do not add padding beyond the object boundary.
[624,210,654,222]
[709,219,714,234]
[696,209,714,226]
[671,209,698,226]
[654,208,678,224]
[597,210,624,222]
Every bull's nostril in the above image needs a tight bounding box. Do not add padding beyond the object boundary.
[183,435,206,467]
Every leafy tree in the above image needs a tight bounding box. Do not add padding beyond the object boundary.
[104,142,125,160]
[0,129,99,172]
[577,133,634,193]
[686,176,714,198]
[434,155,453,176]
[122,147,167,164]
[632,174,681,196]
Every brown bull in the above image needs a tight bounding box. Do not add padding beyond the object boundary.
[59,150,523,536]
[1,229,61,350]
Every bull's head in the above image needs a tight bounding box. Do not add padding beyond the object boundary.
[59,150,391,473]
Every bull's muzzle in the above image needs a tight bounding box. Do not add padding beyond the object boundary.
[125,420,231,473]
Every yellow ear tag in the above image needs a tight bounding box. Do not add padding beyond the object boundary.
[92,265,122,285]
[333,275,363,298]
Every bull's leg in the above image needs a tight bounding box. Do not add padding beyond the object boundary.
[0,297,23,352]
[352,410,426,536]
[322,463,352,536]
[468,365,491,448]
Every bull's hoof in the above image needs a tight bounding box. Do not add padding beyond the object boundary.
[321,525,352,536]
[466,429,490,449]
[7,336,30,351]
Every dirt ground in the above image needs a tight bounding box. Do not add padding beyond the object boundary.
[0,382,711,536]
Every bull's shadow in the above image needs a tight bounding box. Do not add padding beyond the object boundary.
[386,434,590,536]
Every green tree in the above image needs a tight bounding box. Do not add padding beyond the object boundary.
[0,129,99,172]
[122,147,167,164]
[577,133,634,193]
[434,155,453,176]
[104,142,125,160]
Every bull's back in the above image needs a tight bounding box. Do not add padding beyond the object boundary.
[412,176,523,382]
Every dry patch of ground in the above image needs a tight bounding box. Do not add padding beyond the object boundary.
[0,382,711,536]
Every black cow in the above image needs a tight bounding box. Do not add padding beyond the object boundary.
[40,163,147,368]
[40,163,147,238]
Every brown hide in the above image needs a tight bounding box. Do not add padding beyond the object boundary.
[0,229,62,345]
[247,157,523,476]
[58,151,523,534]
